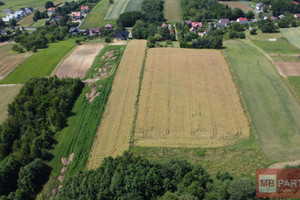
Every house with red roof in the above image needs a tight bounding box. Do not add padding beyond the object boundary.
[81,6,89,13]
[295,13,300,19]
[47,7,55,17]
[237,17,250,25]
[104,23,113,30]
[191,22,202,29]
[71,12,81,21]
[293,1,299,5]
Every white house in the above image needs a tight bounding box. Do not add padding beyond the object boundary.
[256,2,264,12]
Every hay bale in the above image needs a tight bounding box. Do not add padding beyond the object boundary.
[61,157,68,165]
[52,189,58,196]
[58,185,63,191]
[85,93,90,99]
[60,167,67,175]
[58,175,64,182]
[69,152,75,163]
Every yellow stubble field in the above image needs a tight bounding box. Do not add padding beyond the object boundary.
[134,48,249,148]
[87,40,147,169]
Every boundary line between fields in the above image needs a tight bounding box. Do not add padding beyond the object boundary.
[129,47,148,150]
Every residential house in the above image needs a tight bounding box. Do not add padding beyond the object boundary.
[293,1,299,5]
[219,18,230,25]
[91,27,100,35]
[115,30,129,40]
[184,20,192,27]
[25,7,34,15]
[69,27,80,35]
[16,8,26,17]
[189,27,197,33]
[256,2,264,12]
[48,7,56,17]
[81,6,89,14]
[295,13,300,19]
[2,9,14,15]
[270,16,277,20]
[161,23,167,28]
[237,17,250,25]
[53,15,60,23]
[104,23,113,30]
[252,18,258,23]
[83,29,90,36]
[71,12,81,21]
[191,22,202,29]
[215,23,227,29]
[278,14,285,19]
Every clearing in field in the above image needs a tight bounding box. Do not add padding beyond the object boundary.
[87,40,147,169]
[276,62,300,77]
[53,43,104,79]
[0,44,32,81]
[1,39,75,84]
[134,48,249,148]
[104,0,141,20]
[224,40,300,161]
[281,27,300,49]
[164,0,181,23]
[219,1,252,11]
[0,84,22,124]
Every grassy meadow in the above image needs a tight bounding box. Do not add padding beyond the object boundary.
[281,27,300,49]
[223,40,300,162]
[125,0,143,12]
[164,0,181,23]
[252,38,300,62]
[288,76,300,100]
[104,0,141,20]
[31,18,47,28]
[1,39,75,84]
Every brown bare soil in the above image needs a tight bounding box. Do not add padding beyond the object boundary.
[134,48,249,148]
[0,44,32,81]
[269,160,300,169]
[0,84,23,123]
[53,43,104,79]
[276,62,300,77]
[219,1,251,10]
[87,40,147,169]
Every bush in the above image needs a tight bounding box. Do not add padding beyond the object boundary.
[12,44,24,53]
[196,149,205,157]
[75,39,81,45]
[250,27,257,35]
[105,37,112,43]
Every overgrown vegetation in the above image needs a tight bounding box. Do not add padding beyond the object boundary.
[0,77,83,199]
[57,152,255,199]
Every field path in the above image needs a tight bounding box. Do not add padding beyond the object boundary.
[53,43,104,79]
[224,40,300,161]
[87,40,147,169]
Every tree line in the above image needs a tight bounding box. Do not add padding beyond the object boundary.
[57,152,255,200]
[0,77,83,199]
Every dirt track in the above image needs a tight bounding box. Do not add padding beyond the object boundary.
[53,43,104,79]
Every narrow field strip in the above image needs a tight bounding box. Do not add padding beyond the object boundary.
[164,0,181,23]
[0,84,23,124]
[87,40,147,169]
[281,27,300,49]
[134,48,249,148]
[224,40,300,161]
[104,0,130,20]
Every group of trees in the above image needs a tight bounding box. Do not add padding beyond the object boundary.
[0,1,4,6]
[57,152,255,200]
[257,18,278,33]
[0,77,83,199]
[141,0,165,23]
[14,25,70,51]
[271,0,300,16]
[181,0,247,21]
[33,10,49,22]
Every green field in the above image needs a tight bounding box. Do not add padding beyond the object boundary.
[1,39,75,84]
[252,38,300,62]
[281,27,300,49]
[37,45,125,200]
[31,18,47,28]
[80,0,111,29]
[164,0,181,23]
[288,76,300,100]
[125,0,143,12]
[223,40,300,162]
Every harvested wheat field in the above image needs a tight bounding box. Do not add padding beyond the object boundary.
[276,62,300,77]
[87,40,147,169]
[0,44,32,81]
[0,84,22,124]
[53,43,104,78]
[134,48,249,148]
[219,1,251,10]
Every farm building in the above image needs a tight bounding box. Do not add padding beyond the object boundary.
[115,30,129,40]
[104,23,113,30]
[71,12,81,21]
